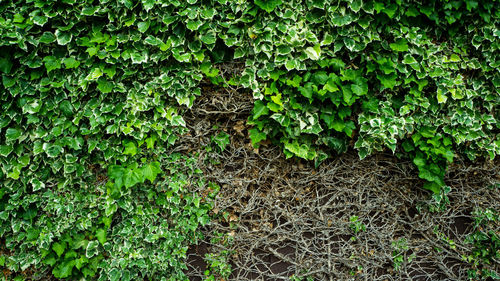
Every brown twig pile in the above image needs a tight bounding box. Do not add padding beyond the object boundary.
[181,84,500,281]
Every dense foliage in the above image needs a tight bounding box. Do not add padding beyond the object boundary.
[244,0,500,194]
[0,0,498,279]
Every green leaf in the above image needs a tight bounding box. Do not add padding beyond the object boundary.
[5,128,22,141]
[213,131,230,151]
[351,77,368,96]
[305,44,321,60]
[142,161,162,183]
[86,241,99,258]
[331,119,345,132]
[252,100,270,119]
[109,268,122,281]
[63,57,80,69]
[423,182,441,194]
[137,21,150,33]
[350,0,363,12]
[108,165,125,188]
[144,35,163,46]
[124,167,143,188]
[52,242,67,257]
[43,56,61,73]
[299,84,313,99]
[284,141,316,160]
[200,31,217,45]
[33,15,48,26]
[0,145,13,157]
[254,0,283,12]
[30,178,45,191]
[53,260,75,279]
[377,73,398,89]
[389,38,408,52]
[331,14,353,26]
[249,128,267,147]
[186,20,203,31]
[7,167,20,180]
[44,143,63,158]
[39,32,56,44]
[0,57,13,74]
[59,100,74,116]
[403,54,417,64]
[97,78,113,93]
[95,229,107,245]
[55,30,72,45]
[123,141,137,156]
[342,85,353,105]
[437,91,447,103]
[142,0,155,10]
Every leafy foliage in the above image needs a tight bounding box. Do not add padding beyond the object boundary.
[0,0,498,279]
[463,207,500,280]
[241,0,499,193]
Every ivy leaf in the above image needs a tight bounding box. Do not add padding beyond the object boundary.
[43,56,61,73]
[331,14,353,26]
[299,84,313,99]
[249,128,267,147]
[423,182,441,194]
[33,15,48,26]
[142,0,155,11]
[254,0,283,12]
[144,36,163,46]
[0,145,13,157]
[39,32,56,44]
[284,141,316,160]
[200,30,217,45]
[377,73,398,89]
[252,100,269,119]
[342,85,353,105]
[350,0,363,12]
[186,20,203,31]
[97,78,113,93]
[55,30,72,45]
[5,128,22,142]
[389,38,409,52]
[212,131,230,151]
[109,268,122,281]
[0,57,13,74]
[52,260,75,279]
[43,143,63,158]
[331,119,345,132]
[123,141,137,156]
[108,165,125,188]
[351,77,368,96]
[86,240,99,258]
[142,161,162,183]
[95,229,107,245]
[86,68,103,81]
[7,167,20,180]
[137,21,150,33]
[437,91,448,103]
[59,100,74,116]
[63,57,80,69]
[31,178,45,192]
[320,113,335,129]
[124,167,143,188]
[305,44,321,60]
[52,242,66,257]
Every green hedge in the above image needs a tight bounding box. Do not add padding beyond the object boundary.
[0,0,498,280]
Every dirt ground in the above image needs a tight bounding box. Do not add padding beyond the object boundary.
[183,83,500,281]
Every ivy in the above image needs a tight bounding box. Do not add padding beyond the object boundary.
[0,0,498,279]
